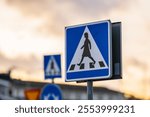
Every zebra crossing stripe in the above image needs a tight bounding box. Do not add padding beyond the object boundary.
[69,64,75,71]
[99,61,105,67]
[69,61,106,71]
[80,63,84,69]
[90,62,95,68]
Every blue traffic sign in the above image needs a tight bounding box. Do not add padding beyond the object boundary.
[44,55,61,79]
[40,84,62,100]
[65,20,112,81]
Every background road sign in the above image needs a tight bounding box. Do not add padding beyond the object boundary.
[65,20,112,82]
[44,55,61,79]
[24,89,41,100]
[40,84,62,100]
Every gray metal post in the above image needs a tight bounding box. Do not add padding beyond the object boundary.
[87,81,93,100]
[52,78,54,84]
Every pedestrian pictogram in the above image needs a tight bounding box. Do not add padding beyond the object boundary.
[67,26,108,73]
[65,20,112,81]
[44,55,61,79]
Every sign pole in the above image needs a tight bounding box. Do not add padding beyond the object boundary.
[87,81,93,100]
[52,78,54,84]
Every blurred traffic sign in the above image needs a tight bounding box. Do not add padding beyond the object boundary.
[24,89,41,100]
[40,84,62,100]
[65,20,112,82]
[44,55,61,79]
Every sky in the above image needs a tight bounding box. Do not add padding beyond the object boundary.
[0,0,150,99]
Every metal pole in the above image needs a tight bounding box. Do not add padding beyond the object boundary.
[87,81,93,100]
[52,78,54,84]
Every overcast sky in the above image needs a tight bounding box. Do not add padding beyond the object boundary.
[0,0,150,99]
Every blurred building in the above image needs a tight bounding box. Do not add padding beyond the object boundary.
[0,72,14,99]
[0,72,126,100]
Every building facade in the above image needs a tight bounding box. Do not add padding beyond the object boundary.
[0,73,125,100]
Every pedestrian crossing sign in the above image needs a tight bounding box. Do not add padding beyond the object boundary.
[44,55,61,79]
[65,20,112,81]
